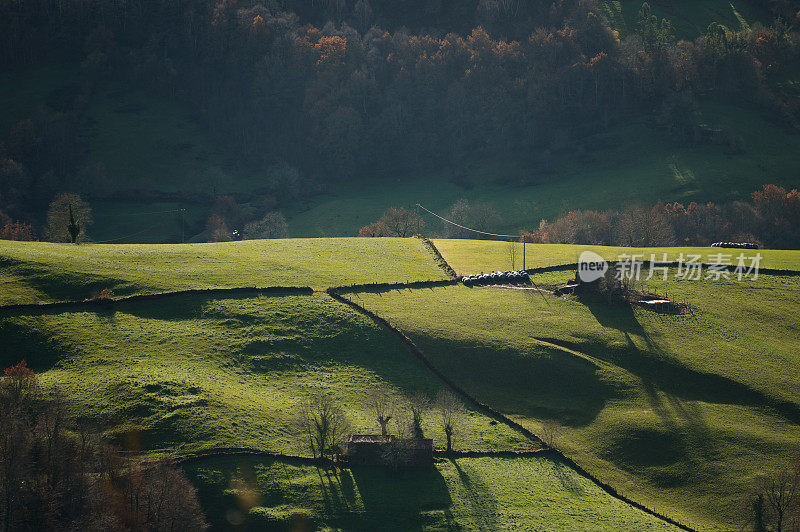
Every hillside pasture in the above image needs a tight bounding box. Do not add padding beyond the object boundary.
[433,239,800,275]
[352,275,800,530]
[185,454,679,531]
[0,293,527,455]
[0,237,448,305]
[290,100,800,238]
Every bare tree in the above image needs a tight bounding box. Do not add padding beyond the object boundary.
[380,207,425,237]
[358,207,425,238]
[295,394,351,460]
[381,415,413,473]
[0,361,207,531]
[118,461,207,531]
[445,199,501,239]
[507,239,518,270]
[434,390,466,453]
[367,386,395,436]
[408,392,431,439]
[44,193,92,243]
[242,211,288,239]
[540,419,563,448]
[748,461,800,532]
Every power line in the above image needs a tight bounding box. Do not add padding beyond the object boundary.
[90,223,167,244]
[417,202,549,305]
[92,209,184,218]
[416,203,520,239]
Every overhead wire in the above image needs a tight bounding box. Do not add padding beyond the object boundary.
[89,209,185,243]
[415,202,551,307]
[92,208,184,218]
[415,203,520,239]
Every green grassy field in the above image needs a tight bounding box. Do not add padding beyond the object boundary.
[0,238,447,304]
[185,455,679,530]
[2,236,798,529]
[432,239,800,274]
[0,293,528,455]
[352,275,800,530]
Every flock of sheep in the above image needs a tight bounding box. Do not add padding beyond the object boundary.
[461,270,531,286]
[710,242,759,249]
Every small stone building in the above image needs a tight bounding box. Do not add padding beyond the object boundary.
[346,435,433,467]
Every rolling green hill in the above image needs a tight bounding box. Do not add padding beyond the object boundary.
[0,293,527,454]
[186,455,679,530]
[352,272,800,530]
[0,237,447,304]
[1,236,798,529]
[432,239,800,274]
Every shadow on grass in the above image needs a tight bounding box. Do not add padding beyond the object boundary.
[548,457,586,495]
[0,316,72,371]
[411,332,621,428]
[450,458,500,530]
[564,297,800,425]
[1,256,143,302]
[345,465,454,530]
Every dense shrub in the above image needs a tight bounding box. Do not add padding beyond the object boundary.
[243,211,289,239]
[358,207,424,237]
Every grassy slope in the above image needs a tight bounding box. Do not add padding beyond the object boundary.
[288,99,800,238]
[0,293,528,455]
[79,86,272,243]
[433,239,800,274]
[353,277,800,530]
[185,455,678,531]
[0,237,447,304]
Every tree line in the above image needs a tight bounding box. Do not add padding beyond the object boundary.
[1,0,799,233]
[524,183,800,248]
[358,184,800,249]
[0,360,207,531]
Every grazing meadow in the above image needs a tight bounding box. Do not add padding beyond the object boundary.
[351,272,800,530]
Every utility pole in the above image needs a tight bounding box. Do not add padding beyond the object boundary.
[181,208,186,243]
[523,238,526,270]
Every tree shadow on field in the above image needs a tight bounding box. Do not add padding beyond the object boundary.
[581,296,654,350]
[346,465,454,530]
[0,316,72,371]
[415,332,620,428]
[570,295,800,426]
[548,457,585,495]
[450,458,499,530]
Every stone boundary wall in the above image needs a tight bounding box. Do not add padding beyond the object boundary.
[326,288,697,532]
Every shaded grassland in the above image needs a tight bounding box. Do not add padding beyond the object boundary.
[0,238,447,305]
[185,454,678,531]
[0,293,527,455]
[433,238,800,275]
[352,276,800,530]
[289,99,800,238]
